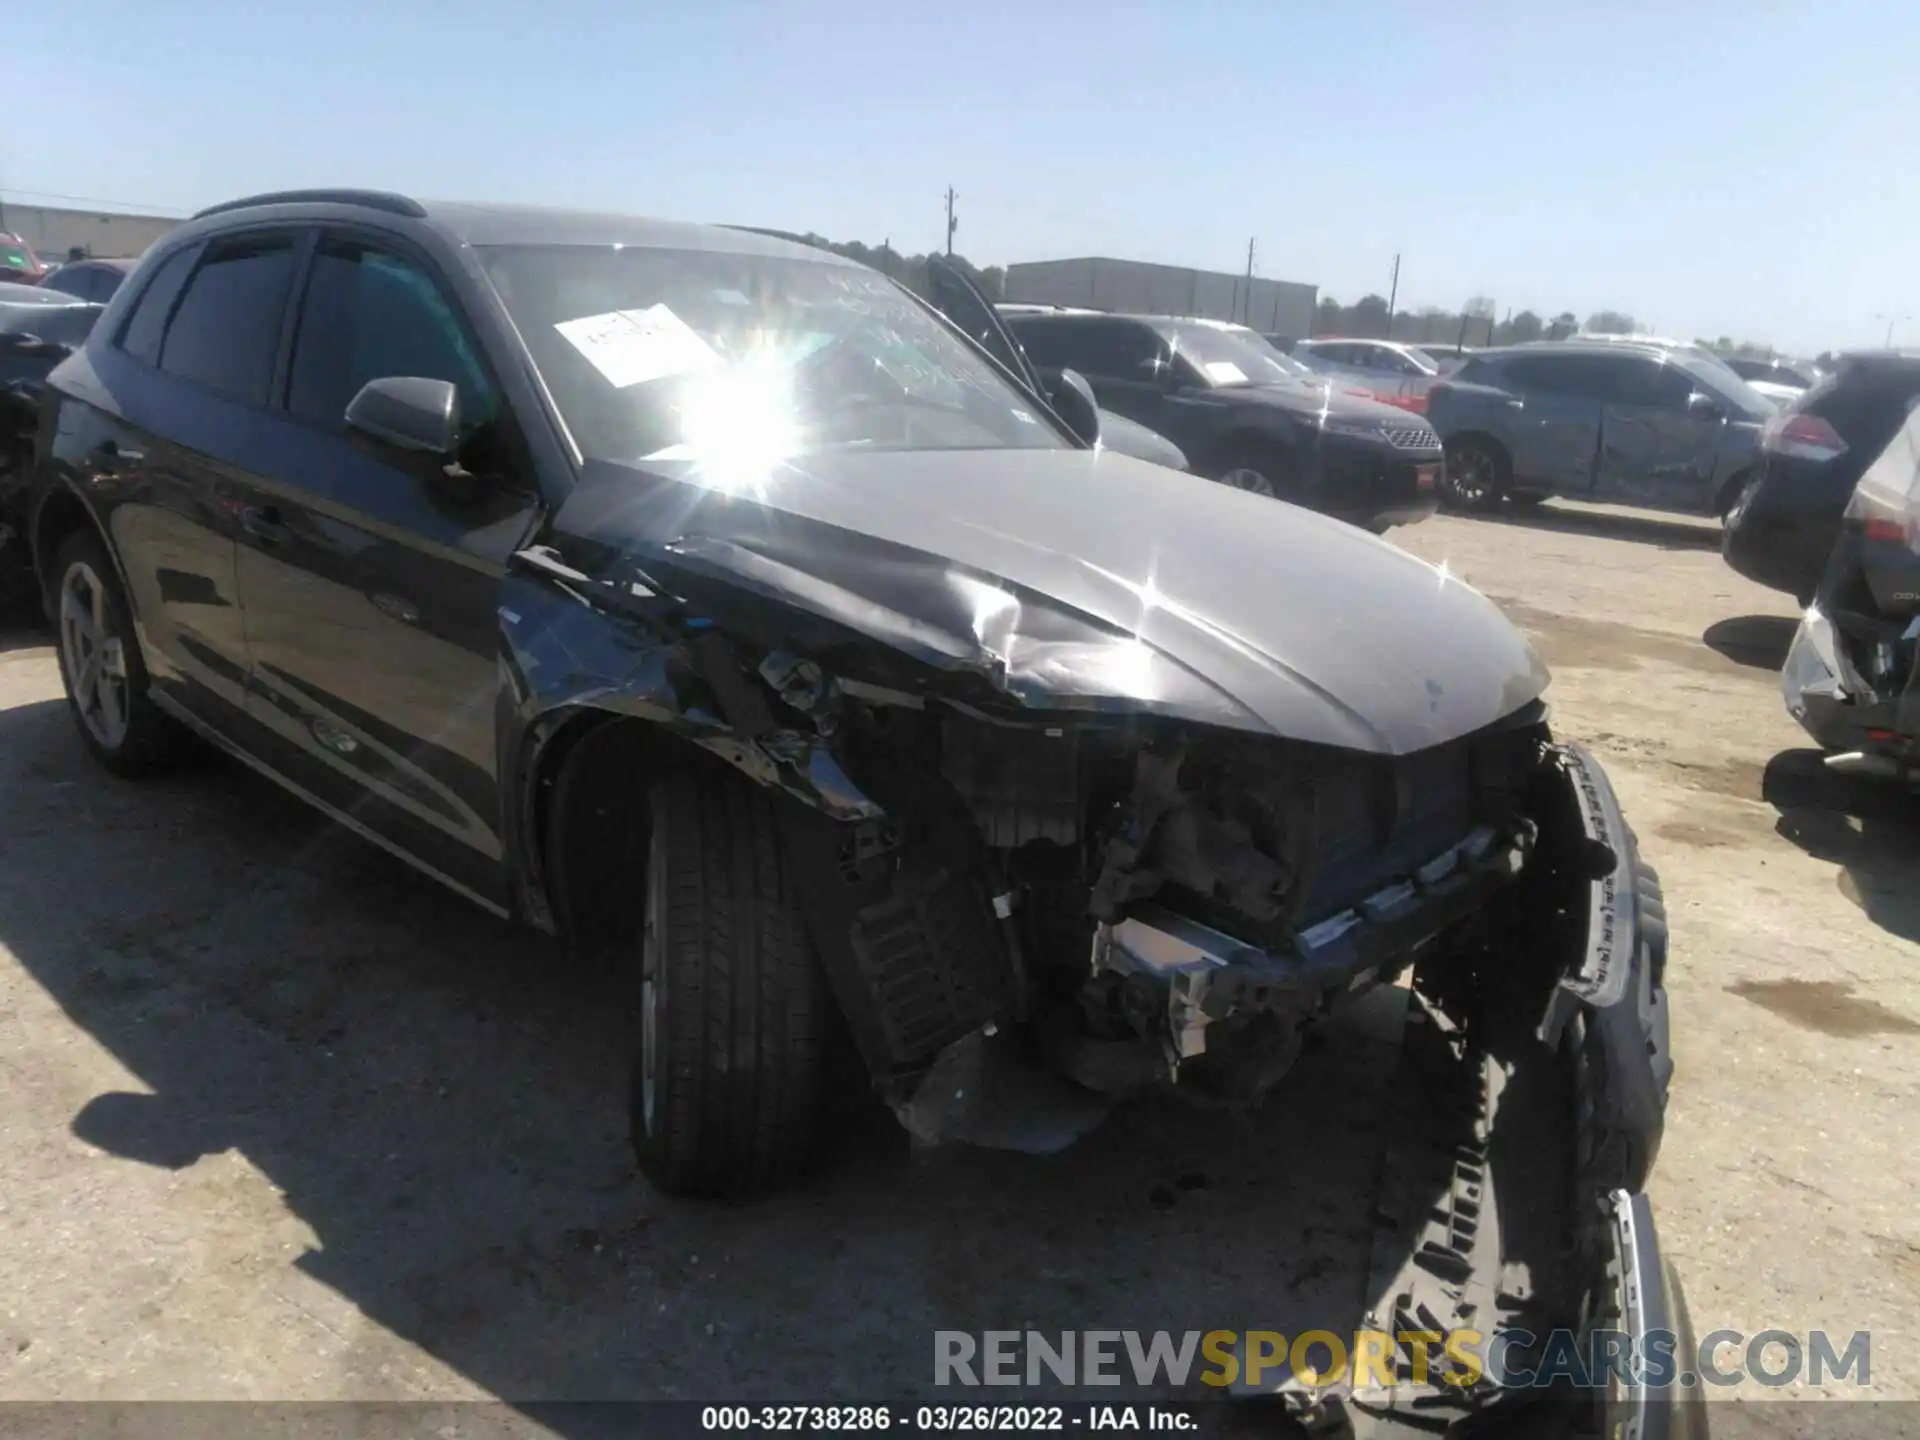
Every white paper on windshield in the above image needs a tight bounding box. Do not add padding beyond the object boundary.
[1204,360,1247,384]
[554,305,720,389]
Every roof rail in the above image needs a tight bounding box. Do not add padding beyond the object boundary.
[190,189,427,221]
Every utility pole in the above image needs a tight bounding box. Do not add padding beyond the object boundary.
[1385,253,1401,339]
[944,187,957,257]
[1241,236,1256,324]
[882,236,891,279]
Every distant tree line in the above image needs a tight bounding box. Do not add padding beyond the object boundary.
[740,228,1006,303]
[1309,295,1629,348]
[1310,296,1792,359]
[758,229,1801,361]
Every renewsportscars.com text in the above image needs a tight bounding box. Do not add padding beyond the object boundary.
[934,1328,1871,1391]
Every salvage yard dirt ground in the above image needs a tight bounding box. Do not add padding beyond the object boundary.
[1,501,1916,1432]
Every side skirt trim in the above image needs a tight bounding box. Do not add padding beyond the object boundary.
[149,690,511,921]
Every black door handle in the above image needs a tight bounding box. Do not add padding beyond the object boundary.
[240,504,291,545]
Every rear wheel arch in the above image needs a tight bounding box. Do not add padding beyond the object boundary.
[1712,467,1753,519]
[31,482,116,618]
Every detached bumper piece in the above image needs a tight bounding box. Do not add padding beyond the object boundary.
[1260,745,1683,1437]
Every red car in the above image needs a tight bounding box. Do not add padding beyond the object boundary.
[0,233,48,284]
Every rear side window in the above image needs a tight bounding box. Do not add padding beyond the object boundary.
[158,236,299,405]
[286,237,498,431]
[1640,360,1698,407]
[1501,354,1619,397]
[1585,354,1680,406]
[117,247,198,366]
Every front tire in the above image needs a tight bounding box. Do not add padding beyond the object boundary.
[630,768,827,1197]
[1212,439,1299,502]
[51,530,182,777]
[1442,437,1509,512]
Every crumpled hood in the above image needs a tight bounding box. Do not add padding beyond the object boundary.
[552,447,1548,755]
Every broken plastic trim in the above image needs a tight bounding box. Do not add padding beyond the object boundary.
[1536,743,1671,1196]
[1095,822,1521,1066]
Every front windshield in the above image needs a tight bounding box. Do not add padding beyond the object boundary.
[1231,331,1322,382]
[480,244,1067,469]
[1162,324,1305,388]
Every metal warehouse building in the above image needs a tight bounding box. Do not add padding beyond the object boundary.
[1003,256,1318,339]
[0,203,180,261]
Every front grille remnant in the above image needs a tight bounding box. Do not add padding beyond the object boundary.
[1382,425,1441,450]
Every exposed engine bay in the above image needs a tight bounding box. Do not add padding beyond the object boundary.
[798,694,1544,1127]
[549,596,1556,1147]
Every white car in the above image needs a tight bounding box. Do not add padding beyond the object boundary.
[1724,355,1821,408]
[1291,337,1442,412]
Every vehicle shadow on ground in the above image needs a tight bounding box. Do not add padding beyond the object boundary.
[1702,615,1799,672]
[0,693,1412,1414]
[1763,749,1920,944]
[1468,502,1722,553]
[0,613,51,656]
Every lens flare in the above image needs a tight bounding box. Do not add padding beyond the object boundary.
[672,358,801,498]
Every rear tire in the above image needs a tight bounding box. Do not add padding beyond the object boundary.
[630,767,827,1197]
[51,530,183,777]
[1442,437,1509,512]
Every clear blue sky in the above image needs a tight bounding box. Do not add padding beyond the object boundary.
[7,0,1914,355]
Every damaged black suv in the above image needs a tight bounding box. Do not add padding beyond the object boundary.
[30,192,1683,1428]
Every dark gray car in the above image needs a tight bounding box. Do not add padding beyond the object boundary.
[27,194,1687,1435]
[1427,340,1770,514]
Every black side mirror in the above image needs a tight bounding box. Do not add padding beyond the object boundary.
[346,376,459,457]
[1040,367,1101,447]
[1686,390,1725,421]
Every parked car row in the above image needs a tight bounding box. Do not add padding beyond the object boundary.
[998,308,1444,530]
[0,267,136,595]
